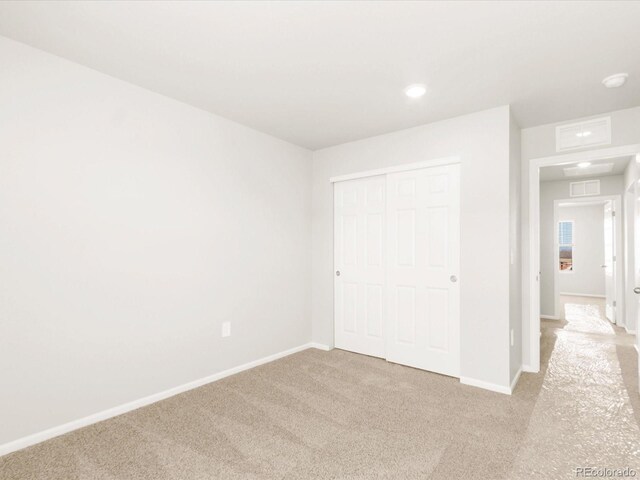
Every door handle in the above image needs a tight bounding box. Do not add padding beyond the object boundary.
[450,275,458,283]
[601,265,607,268]
[634,287,640,294]
[336,270,341,277]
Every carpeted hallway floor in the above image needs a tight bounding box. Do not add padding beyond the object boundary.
[1,295,639,479]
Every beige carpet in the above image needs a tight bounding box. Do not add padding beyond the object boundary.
[1,296,639,479]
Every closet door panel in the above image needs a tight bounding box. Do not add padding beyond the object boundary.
[386,164,460,377]
[334,176,386,358]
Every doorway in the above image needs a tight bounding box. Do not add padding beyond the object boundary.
[527,144,640,373]
[550,197,622,324]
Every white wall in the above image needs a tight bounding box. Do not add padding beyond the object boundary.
[521,107,640,367]
[312,106,515,389]
[624,156,640,334]
[539,176,623,316]
[0,37,312,446]
[509,115,522,382]
[624,189,636,332]
[557,204,606,296]
[624,155,640,193]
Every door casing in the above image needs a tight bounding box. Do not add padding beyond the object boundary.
[527,144,640,373]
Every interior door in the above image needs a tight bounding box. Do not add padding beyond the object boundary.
[386,164,460,377]
[334,175,386,358]
[604,201,616,322]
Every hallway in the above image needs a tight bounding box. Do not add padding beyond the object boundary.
[511,295,640,478]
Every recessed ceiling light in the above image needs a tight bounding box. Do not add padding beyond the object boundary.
[602,73,628,88]
[577,162,591,168]
[404,84,427,98]
[576,131,592,138]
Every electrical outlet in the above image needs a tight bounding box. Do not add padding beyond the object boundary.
[221,322,231,338]
[510,329,514,347]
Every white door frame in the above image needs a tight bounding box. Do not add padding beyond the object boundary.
[527,144,640,372]
[329,156,460,184]
[624,183,637,334]
[551,195,623,321]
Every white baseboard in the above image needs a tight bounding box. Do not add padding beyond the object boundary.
[510,368,522,392]
[308,342,332,351]
[624,325,636,335]
[540,314,560,320]
[559,292,605,298]
[462,366,524,395]
[0,342,324,458]
[522,364,539,373]
[460,376,512,395]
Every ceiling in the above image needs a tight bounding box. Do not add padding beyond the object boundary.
[0,1,639,150]
[539,156,632,182]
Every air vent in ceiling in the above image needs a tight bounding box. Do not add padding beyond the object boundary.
[556,117,611,152]
[563,163,614,177]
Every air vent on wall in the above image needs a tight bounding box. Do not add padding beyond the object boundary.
[556,117,611,152]
[570,180,600,197]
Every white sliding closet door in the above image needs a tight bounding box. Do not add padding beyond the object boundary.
[334,176,386,358]
[386,164,460,377]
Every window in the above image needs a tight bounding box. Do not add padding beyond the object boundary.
[558,220,574,272]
